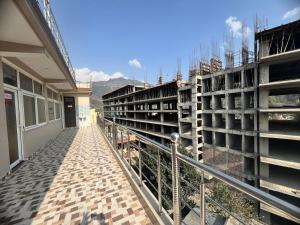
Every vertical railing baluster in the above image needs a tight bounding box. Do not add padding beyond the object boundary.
[138,140,142,186]
[200,172,205,225]
[121,131,124,158]
[171,133,181,225]
[113,117,116,149]
[157,148,162,213]
[110,125,112,143]
[103,118,105,133]
[127,131,131,170]
[112,117,115,148]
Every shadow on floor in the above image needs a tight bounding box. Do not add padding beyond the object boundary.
[0,128,78,225]
[79,212,106,225]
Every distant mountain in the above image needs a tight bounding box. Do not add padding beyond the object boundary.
[91,77,145,98]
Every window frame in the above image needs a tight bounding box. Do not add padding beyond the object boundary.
[33,80,44,96]
[22,91,37,130]
[48,99,55,122]
[36,96,47,125]
[55,102,61,120]
[19,72,34,92]
[47,87,62,122]
[2,58,63,131]
[2,62,18,87]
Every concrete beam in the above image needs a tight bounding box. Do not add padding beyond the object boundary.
[0,41,46,57]
[5,57,44,82]
[45,79,68,84]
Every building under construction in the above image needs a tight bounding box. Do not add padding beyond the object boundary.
[103,19,300,225]
[103,81,180,146]
[255,19,300,225]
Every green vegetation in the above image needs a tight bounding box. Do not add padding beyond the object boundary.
[139,143,259,222]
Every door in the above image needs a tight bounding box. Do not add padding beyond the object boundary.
[4,89,22,168]
[64,97,76,127]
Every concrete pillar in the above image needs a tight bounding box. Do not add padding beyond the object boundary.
[225,73,229,90]
[133,103,136,119]
[225,113,230,130]
[0,57,11,179]
[259,64,269,85]
[260,40,270,58]
[212,76,216,92]
[212,131,216,147]
[241,69,245,88]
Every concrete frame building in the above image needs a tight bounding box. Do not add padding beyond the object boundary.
[0,0,90,179]
[200,62,258,185]
[103,19,300,225]
[178,69,203,161]
[255,19,300,224]
[103,81,180,146]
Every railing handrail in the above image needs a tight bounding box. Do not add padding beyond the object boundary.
[101,117,300,223]
[35,0,76,81]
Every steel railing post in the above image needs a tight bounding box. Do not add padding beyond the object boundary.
[127,130,131,170]
[109,125,111,142]
[138,140,142,186]
[157,148,162,213]
[171,133,181,225]
[103,118,105,133]
[200,172,205,225]
[121,131,124,158]
[113,117,117,149]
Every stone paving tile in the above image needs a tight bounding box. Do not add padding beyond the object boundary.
[0,126,153,225]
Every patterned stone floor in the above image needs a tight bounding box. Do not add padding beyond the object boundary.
[0,126,153,225]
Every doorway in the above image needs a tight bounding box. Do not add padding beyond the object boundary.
[64,97,76,127]
[4,89,22,168]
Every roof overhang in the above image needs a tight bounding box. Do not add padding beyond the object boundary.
[0,0,77,91]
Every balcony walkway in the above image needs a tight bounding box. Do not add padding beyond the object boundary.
[0,126,154,225]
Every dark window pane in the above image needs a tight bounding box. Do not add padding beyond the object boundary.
[47,88,53,99]
[3,63,17,87]
[34,81,43,96]
[23,95,36,127]
[53,92,58,101]
[55,103,60,119]
[37,98,46,123]
[20,73,33,92]
[65,97,73,102]
[48,101,55,120]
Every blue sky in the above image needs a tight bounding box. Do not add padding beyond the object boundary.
[51,0,300,84]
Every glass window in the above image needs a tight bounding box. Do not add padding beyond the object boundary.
[34,81,43,96]
[47,88,53,99]
[37,98,46,124]
[20,73,33,92]
[3,63,17,87]
[53,92,58,101]
[23,95,36,127]
[48,101,55,121]
[55,103,60,119]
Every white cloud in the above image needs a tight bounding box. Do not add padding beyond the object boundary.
[226,16,242,37]
[282,7,300,20]
[128,58,142,69]
[225,16,252,38]
[75,68,127,82]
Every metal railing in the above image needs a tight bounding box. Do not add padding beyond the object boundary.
[36,0,76,81]
[98,117,300,225]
